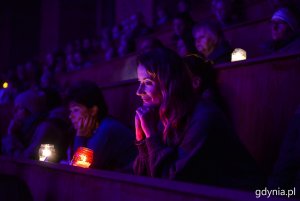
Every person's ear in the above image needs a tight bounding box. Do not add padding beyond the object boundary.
[90,106,99,117]
[192,76,201,89]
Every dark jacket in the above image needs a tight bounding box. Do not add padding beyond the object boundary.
[134,99,264,190]
[268,108,300,196]
[74,116,137,172]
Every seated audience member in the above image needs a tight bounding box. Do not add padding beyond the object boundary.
[172,14,194,46]
[183,54,228,115]
[268,107,300,197]
[129,12,152,39]
[269,0,300,16]
[193,21,233,64]
[154,5,170,28]
[263,8,300,54]
[176,0,194,23]
[121,37,164,80]
[177,38,198,57]
[134,47,264,190]
[137,37,164,54]
[1,89,68,161]
[211,0,245,27]
[67,81,137,171]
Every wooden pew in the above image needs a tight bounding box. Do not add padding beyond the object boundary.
[0,156,295,201]
[57,53,138,87]
[215,52,300,171]
[223,18,270,58]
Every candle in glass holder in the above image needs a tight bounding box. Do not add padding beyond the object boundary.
[39,144,55,162]
[70,147,93,168]
[231,48,247,62]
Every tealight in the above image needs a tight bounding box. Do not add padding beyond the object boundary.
[231,48,247,62]
[39,144,55,162]
[70,147,93,168]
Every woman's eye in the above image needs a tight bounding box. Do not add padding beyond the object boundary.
[144,80,153,86]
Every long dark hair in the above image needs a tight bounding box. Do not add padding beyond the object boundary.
[137,48,196,143]
[184,54,230,118]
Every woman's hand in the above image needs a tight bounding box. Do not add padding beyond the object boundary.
[76,115,99,137]
[136,106,159,138]
[135,113,145,141]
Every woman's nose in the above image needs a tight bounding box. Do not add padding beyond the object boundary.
[69,113,73,120]
[136,83,145,96]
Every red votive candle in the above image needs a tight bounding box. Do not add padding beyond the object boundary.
[71,147,94,168]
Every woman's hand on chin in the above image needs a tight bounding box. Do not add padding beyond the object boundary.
[135,113,145,141]
[76,115,98,137]
[136,106,159,138]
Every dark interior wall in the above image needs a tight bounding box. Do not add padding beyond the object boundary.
[115,0,154,26]
[0,5,12,72]
[0,0,41,71]
[99,0,115,28]
[59,0,97,45]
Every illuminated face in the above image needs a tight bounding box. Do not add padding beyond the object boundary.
[194,28,217,57]
[136,64,162,106]
[69,102,90,129]
[271,19,291,41]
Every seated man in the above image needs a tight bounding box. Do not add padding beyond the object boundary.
[1,89,68,162]
[263,8,300,54]
[193,21,233,64]
[67,81,137,172]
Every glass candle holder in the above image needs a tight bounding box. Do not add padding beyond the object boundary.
[231,48,247,62]
[39,144,56,162]
[70,147,94,168]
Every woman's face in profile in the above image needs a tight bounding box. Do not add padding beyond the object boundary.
[136,64,162,107]
[69,102,90,129]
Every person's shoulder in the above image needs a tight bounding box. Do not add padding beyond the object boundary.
[99,117,131,132]
[97,117,134,139]
[192,99,224,120]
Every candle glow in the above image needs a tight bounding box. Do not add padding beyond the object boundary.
[71,147,93,168]
[231,48,247,62]
[39,144,55,162]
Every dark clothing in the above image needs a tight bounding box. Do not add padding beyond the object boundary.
[268,109,300,196]
[0,174,33,201]
[74,117,137,172]
[134,99,264,190]
[263,34,300,55]
[208,40,233,64]
[1,109,70,162]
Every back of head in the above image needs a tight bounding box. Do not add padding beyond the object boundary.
[137,37,164,53]
[15,89,47,115]
[66,80,108,121]
[183,54,217,94]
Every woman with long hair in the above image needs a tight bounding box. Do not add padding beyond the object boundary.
[134,48,264,189]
